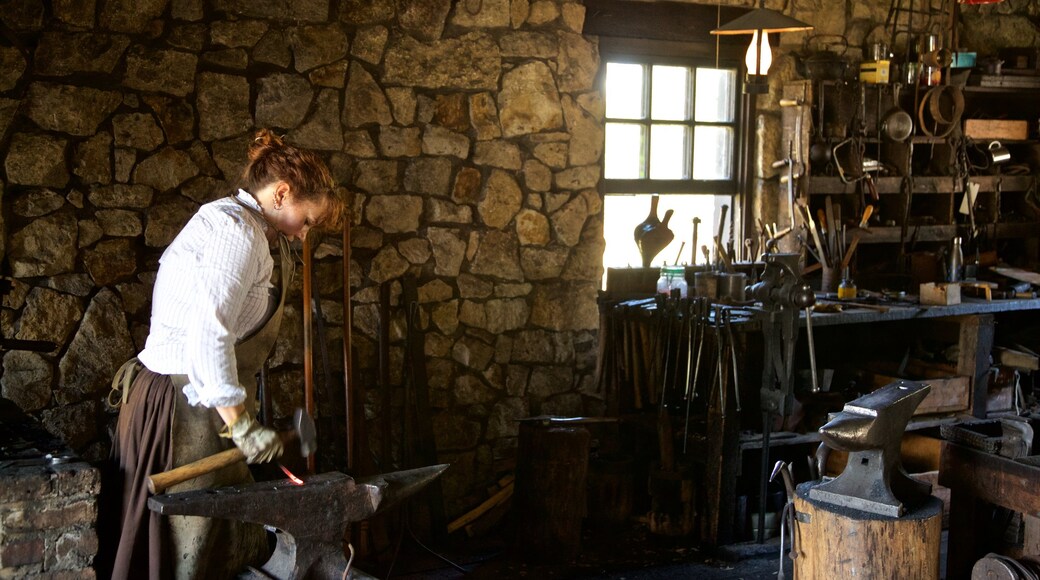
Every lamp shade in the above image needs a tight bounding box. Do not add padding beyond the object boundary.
[745,31,773,75]
[711,7,813,35]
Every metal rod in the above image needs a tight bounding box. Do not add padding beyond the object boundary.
[805,307,819,393]
[302,236,315,473]
[343,211,355,472]
[725,309,741,412]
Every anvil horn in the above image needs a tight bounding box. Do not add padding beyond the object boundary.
[357,463,450,518]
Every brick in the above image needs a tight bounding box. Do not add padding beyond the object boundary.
[2,499,96,531]
[51,464,100,497]
[0,535,44,567]
[0,468,53,502]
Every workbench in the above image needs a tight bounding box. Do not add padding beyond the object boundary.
[939,439,1040,579]
[602,295,1040,547]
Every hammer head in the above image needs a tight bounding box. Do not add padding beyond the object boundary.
[293,408,317,458]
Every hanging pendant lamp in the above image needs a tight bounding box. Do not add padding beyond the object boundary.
[712,1,813,94]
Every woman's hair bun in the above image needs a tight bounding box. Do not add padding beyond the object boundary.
[248,129,286,162]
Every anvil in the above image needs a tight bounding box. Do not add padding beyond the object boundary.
[809,380,931,517]
[148,465,448,579]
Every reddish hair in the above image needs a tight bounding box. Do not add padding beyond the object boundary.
[240,129,345,231]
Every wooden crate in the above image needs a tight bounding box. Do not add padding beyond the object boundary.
[964,119,1028,141]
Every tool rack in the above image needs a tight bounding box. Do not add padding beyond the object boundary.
[781,79,1040,294]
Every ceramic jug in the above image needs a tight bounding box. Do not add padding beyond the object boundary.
[633,195,674,268]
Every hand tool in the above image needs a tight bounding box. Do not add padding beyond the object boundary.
[723,309,741,412]
[683,299,694,401]
[717,204,729,261]
[801,203,828,268]
[691,217,701,265]
[824,195,837,267]
[744,238,753,262]
[149,464,448,579]
[714,235,731,272]
[702,245,711,268]
[713,304,726,416]
[148,408,317,494]
[682,299,701,453]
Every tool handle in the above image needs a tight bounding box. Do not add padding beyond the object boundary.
[148,448,244,494]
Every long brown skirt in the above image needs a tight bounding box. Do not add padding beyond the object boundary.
[98,369,266,580]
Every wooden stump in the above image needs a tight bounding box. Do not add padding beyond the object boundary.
[587,454,634,525]
[792,482,942,579]
[514,422,590,563]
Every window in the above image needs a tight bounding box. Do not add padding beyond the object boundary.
[602,55,742,275]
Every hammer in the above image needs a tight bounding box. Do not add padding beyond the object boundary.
[148,408,317,494]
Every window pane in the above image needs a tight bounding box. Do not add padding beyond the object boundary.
[605,123,646,179]
[651,65,690,121]
[605,62,645,119]
[693,126,733,180]
[649,125,689,180]
[695,68,736,122]
[602,194,725,272]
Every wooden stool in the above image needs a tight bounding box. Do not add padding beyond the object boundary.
[792,482,942,579]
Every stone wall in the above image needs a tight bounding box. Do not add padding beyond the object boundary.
[0,0,601,515]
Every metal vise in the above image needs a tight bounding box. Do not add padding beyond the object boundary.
[148,465,448,579]
[809,380,932,517]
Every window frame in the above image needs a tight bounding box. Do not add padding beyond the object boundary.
[600,48,745,196]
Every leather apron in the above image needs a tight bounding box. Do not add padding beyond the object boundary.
[165,233,293,580]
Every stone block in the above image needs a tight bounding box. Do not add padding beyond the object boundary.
[0,535,44,568]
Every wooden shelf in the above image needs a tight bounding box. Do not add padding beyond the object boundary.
[852,222,1040,244]
[807,175,1034,196]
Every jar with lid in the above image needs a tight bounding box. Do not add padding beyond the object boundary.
[837,267,857,300]
[657,265,688,298]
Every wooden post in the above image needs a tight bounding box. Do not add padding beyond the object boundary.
[792,483,942,579]
[514,422,590,563]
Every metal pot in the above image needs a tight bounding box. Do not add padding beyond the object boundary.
[797,35,850,81]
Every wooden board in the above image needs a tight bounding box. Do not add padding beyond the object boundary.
[793,484,942,579]
[991,266,1040,286]
[964,119,1029,140]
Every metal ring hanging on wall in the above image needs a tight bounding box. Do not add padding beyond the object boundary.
[917,85,964,138]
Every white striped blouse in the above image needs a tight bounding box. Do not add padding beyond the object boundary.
[138,190,276,409]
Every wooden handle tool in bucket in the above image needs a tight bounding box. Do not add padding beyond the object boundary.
[147,408,317,494]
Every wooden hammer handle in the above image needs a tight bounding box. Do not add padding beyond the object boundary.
[148,448,244,494]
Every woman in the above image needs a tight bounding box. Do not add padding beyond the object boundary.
[99,129,346,579]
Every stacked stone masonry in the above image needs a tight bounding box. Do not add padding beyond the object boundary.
[0,0,602,516]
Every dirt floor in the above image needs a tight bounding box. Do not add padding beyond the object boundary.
[363,520,793,580]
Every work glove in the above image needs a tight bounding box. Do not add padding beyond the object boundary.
[220,412,284,464]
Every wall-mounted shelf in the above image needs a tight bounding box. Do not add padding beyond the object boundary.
[806,175,1034,196]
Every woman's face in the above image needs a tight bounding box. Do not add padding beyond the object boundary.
[269,183,328,242]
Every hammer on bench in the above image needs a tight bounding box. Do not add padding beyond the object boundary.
[148,408,317,494]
